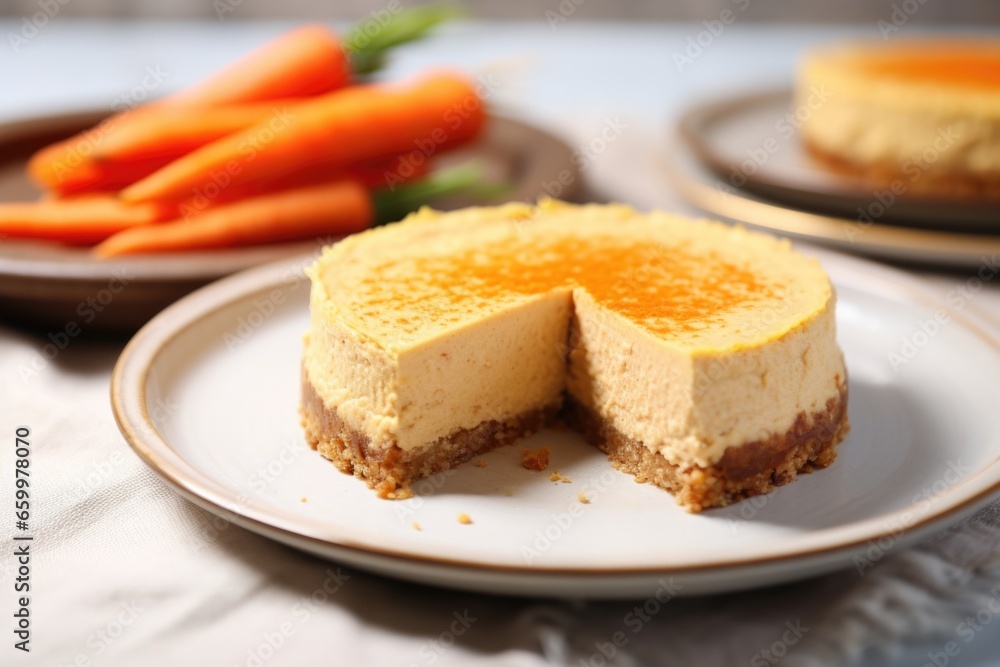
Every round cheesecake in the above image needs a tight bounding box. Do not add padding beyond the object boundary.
[302,201,849,512]
[797,40,1000,199]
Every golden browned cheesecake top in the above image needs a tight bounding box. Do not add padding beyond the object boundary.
[353,234,779,340]
[854,42,1000,90]
[319,201,829,353]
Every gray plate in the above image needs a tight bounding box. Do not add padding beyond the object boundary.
[678,88,1000,231]
[666,123,1000,270]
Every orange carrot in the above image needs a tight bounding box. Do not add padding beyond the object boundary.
[172,153,432,217]
[27,25,346,194]
[0,195,176,245]
[28,144,181,197]
[27,8,459,197]
[94,180,371,257]
[91,101,300,162]
[121,73,486,204]
[166,25,350,106]
[345,154,434,190]
[28,102,303,195]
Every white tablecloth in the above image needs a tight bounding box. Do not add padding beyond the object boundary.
[2,20,999,667]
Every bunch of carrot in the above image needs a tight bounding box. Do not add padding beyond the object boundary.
[0,6,491,257]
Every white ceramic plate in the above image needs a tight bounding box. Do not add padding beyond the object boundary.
[111,248,1000,598]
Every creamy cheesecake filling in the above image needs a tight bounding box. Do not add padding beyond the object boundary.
[567,290,844,469]
[307,280,572,452]
[800,96,1000,178]
[304,201,844,473]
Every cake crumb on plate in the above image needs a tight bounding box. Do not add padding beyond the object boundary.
[413,522,421,531]
[457,513,472,525]
[522,446,550,471]
[548,470,571,483]
[578,491,590,504]
[475,460,487,468]
[377,481,413,500]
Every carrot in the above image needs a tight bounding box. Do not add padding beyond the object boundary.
[27,26,345,194]
[27,8,459,196]
[28,103,301,195]
[91,102,300,162]
[29,144,179,197]
[347,154,434,190]
[94,180,372,257]
[0,195,175,245]
[173,153,432,214]
[166,25,350,106]
[121,73,486,204]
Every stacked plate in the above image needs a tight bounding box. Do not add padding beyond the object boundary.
[670,89,1000,269]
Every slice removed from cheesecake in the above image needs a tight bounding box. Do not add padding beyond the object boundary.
[302,200,849,511]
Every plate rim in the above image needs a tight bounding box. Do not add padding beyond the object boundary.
[110,247,1000,581]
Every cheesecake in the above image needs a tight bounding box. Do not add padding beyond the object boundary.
[301,201,849,512]
[797,40,1000,199]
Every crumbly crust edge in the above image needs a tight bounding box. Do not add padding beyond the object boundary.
[302,366,849,511]
[301,366,557,499]
[803,139,1000,202]
[563,382,850,512]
